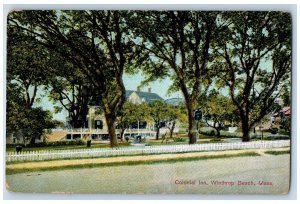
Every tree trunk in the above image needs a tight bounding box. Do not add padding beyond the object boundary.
[71,114,82,129]
[30,136,36,146]
[241,121,250,142]
[170,121,176,138]
[105,113,118,147]
[120,128,126,141]
[156,127,160,140]
[216,128,221,138]
[22,131,27,146]
[187,108,197,144]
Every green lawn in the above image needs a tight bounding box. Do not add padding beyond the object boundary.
[6,132,289,153]
[6,138,219,152]
[6,142,131,152]
[264,150,290,155]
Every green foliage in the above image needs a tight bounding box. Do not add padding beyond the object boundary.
[6,82,56,145]
[7,11,291,146]
[213,11,291,141]
[279,116,291,133]
[8,10,148,147]
[117,102,150,129]
[51,120,65,128]
[19,139,85,148]
[131,11,220,144]
[199,129,216,136]
[209,138,222,143]
[200,92,238,134]
[198,128,241,138]
[198,127,215,136]
[264,150,290,155]
[173,137,186,142]
[7,22,60,114]
[264,135,290,140]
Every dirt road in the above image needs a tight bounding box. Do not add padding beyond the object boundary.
[6,150,290,194]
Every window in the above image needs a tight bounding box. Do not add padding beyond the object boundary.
[95,120,103,129]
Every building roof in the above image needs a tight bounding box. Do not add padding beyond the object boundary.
[274,106,291,117]
[281,106,291,115]
[126,90,163,103]
[88,90,163,106]
[164,97,185,106]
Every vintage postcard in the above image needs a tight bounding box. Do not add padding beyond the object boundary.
[5,9,292,194]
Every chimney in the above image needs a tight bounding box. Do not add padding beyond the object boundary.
[148,87,151,93]
[137,87,140,92]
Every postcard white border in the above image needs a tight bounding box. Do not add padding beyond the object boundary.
[1,1,298,201]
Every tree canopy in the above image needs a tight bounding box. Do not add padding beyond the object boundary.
[201,91,238,137]
[132,11,219,144]
[8,10,144,147]
[213,11,291,141]
[7,10,292,146]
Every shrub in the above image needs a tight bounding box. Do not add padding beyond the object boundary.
[250,134,259,139]
[173,137,186,142]
[199,128,216,136]
[278,129,290,135]
[269,128,278,134]
[219,131,239,138]
[24,139,85,148]
[209,130,216,136]
[6,143,25,148]
[86,140,91,147]
[264,135,290,140]
[198,128,240,138]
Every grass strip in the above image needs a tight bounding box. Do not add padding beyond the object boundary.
[264,150,290,155]
[6,151,260,175]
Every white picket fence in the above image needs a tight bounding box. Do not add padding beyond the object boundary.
[6,140,290,163]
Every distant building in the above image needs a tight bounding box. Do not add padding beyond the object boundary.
[164,97,185,107]
[44,88,165,142]
[126,88,163,104]
[259,106,291,131]
[273,106,291,117]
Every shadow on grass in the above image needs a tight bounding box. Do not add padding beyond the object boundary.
[264,150,290,155]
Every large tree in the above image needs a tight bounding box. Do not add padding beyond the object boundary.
[7,23,58,145]
[47,58,95,129]
[6,82,56,146]
[214,11,291,141]
[7,26,50,110]
[8,20,92,130]
[8,11,142,147]
[132,11,219,144]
